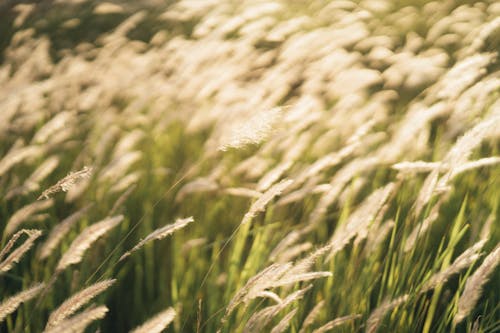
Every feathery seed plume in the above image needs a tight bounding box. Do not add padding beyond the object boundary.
[454,243,500,324]
[38,166,93,200]
[422,239,486,292]
[270,308,298,333]
[226,263,293,316]
[56,215,123,271]
[119,217,194,261]
[243,285,312,333]
[0,283,45,323]
[46,279,116,329]
[366,295,409,333]
[5,199,53,236]
[39,204,93,260]
[241,179,293,225]
[311,314,361,333]
[43,305,109,333]
[223,187,262,198]
[130,307,176,333]
[218,107,283,151]
[0,229,42,272]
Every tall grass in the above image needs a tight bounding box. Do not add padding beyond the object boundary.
[1,0,499,332]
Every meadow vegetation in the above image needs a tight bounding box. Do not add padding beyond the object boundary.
[0,0,499,332]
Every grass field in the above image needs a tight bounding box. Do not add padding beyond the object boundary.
[0,0,499,332]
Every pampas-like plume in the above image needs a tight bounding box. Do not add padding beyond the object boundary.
[218,107,283,151]
[241,179,293,225]
[254,291,282,304]
[119,217,194,261]
[38,166,93,200]
[243,285,312,333]
[311,314,361,333]
[0,283,45,323]
[324,182,395,260]
[298,300,325,333]
[280,244,332,284]
[270,308,298,333]
[130,307,176,333]
[43,305,109,333]
[38,204,93,260]
[451,156,500,178]
[366,295,409,333]
[226,263,293,316]
[257,161,293,192]
[45,279,116,329]
[4,199,53,236]
[270,271,332,289]
[56,215,123,271]
[412,115,500,217]
[226,257,331,319]
[443,114,500,172]
[0,229,42,272]
[421,240,486,292]
[392,161,442,174]
[454,243,500,324]
[223,187,262,198]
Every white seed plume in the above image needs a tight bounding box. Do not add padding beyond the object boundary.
[0,229,42,272]
[422,239,486,292]
[43,305,109,333]
[241,179,293,225]
[130,307,176,333]
[243,285,312,333]
[257,161,293,192]
[57,215,123,271]
[39,204,93,260]
[366,295,409,333]
[226,263,292,316]
[5,199,53,236]
[0,283,45,323]
[119,217,194,261]
[270,308,298,333]
[454,243,500,324]
[38,166,93,200]
[312,314,361,333]
[46,279,116,329]
[218,107,283,151]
